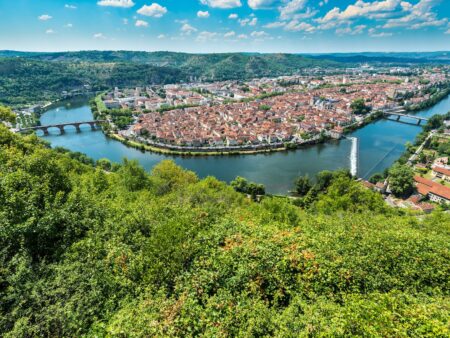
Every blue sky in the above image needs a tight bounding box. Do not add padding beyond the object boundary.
[0,0,449,53]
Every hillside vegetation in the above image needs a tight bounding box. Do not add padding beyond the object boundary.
[0,52,338,105]
[0,124,449,337]
[0,58,184,105]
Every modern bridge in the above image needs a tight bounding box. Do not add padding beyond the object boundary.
[383,109,429,125]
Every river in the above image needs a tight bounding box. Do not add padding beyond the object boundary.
[38,95,450,194]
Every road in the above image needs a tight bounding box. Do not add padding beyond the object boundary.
[407,131,435,165]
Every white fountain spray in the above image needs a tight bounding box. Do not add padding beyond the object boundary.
[349,137,358,177]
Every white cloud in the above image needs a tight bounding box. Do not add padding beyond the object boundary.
[200,0,242,9]
[264,21,286,28]
[197,31,218,41]
[93,33,106,39]
[224,31,236,37]
[284,20,315,32]
[97,0,135,8]
[249,18,258,26]
[64,23,73,28]
[197,10,210,18]
[64,4,77,9]
[157,34,166,39]
[370,32,393,37]
[228,13,238,19]
[410,18,447,29]
[368,28,393,37]
[400,1,413,11]
[279,0,307,20]
[383,0,446,29]
[239,17,258,26]
[250,30,268,37]
[137,3,167,17]
[248,0,276,9]
[181,23,198,35]
[135,19,149,27]
[237,33,248,39]
[38,14,52,21]
[446,28,450,35]
[318,0,401,23]
[336,24,366,35]
[289,7,318,21]
[45,29,55,34]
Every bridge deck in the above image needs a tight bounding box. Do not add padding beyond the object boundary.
[383,112,428,121]
[19,120,106,133]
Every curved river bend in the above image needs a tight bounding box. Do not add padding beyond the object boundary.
[38,95,450,194]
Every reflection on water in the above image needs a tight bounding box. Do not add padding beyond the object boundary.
[38,95,450,194]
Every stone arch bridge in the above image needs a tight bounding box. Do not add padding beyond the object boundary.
[19,120,107,135]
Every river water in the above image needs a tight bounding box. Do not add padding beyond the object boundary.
[38,95,450,194]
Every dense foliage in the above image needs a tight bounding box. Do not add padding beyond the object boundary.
[388,163,415,197]
[0,125,449,337]
[230,176,266,198]
[0,105,15,124]
[0,58,184,105]
[350,98,371,115]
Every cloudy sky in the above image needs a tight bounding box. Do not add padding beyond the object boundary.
[1,0,449,53]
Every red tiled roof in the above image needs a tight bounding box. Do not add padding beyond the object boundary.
[433,165,450,177]
[361,181,375,189]
[414,176,450,201]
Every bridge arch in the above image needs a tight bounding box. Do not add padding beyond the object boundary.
[18,120,106,135]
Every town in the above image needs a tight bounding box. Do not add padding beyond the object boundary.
[94,66,449,152]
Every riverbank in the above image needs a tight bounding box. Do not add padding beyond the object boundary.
[343,110,384,133]
[108,133,328,156]
[36,94,450,194]
[103,104,420,157]
[92,84,450,157]
[406,87,450,112]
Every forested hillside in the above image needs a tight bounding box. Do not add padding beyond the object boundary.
[1,124,449,337]
[0,50,339,68]
[310,51,450,64]
[0,58,185,105]
[0,52,339,105]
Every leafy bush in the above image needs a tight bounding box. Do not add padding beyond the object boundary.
[0,125,449,337]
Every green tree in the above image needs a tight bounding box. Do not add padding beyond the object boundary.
[247,182,265,197]
[117,158,149,192]
[294,175,312,196]
[437,142,450,156]
[388,163,414,197]
[0,105,16,124]
[369,172,384,184]
[231,176,249,193]
[424,114,444,132]
[1,124,450,337]
[96,158,112,171]
[315,170,335,191]
[350,98,371,115]
[231,176,265,198]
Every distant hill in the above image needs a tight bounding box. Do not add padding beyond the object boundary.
[306,51,450,64]
[0,57,189,105]
[0,51,340,105]
[2,50,449,105]
[0,50,338,70]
